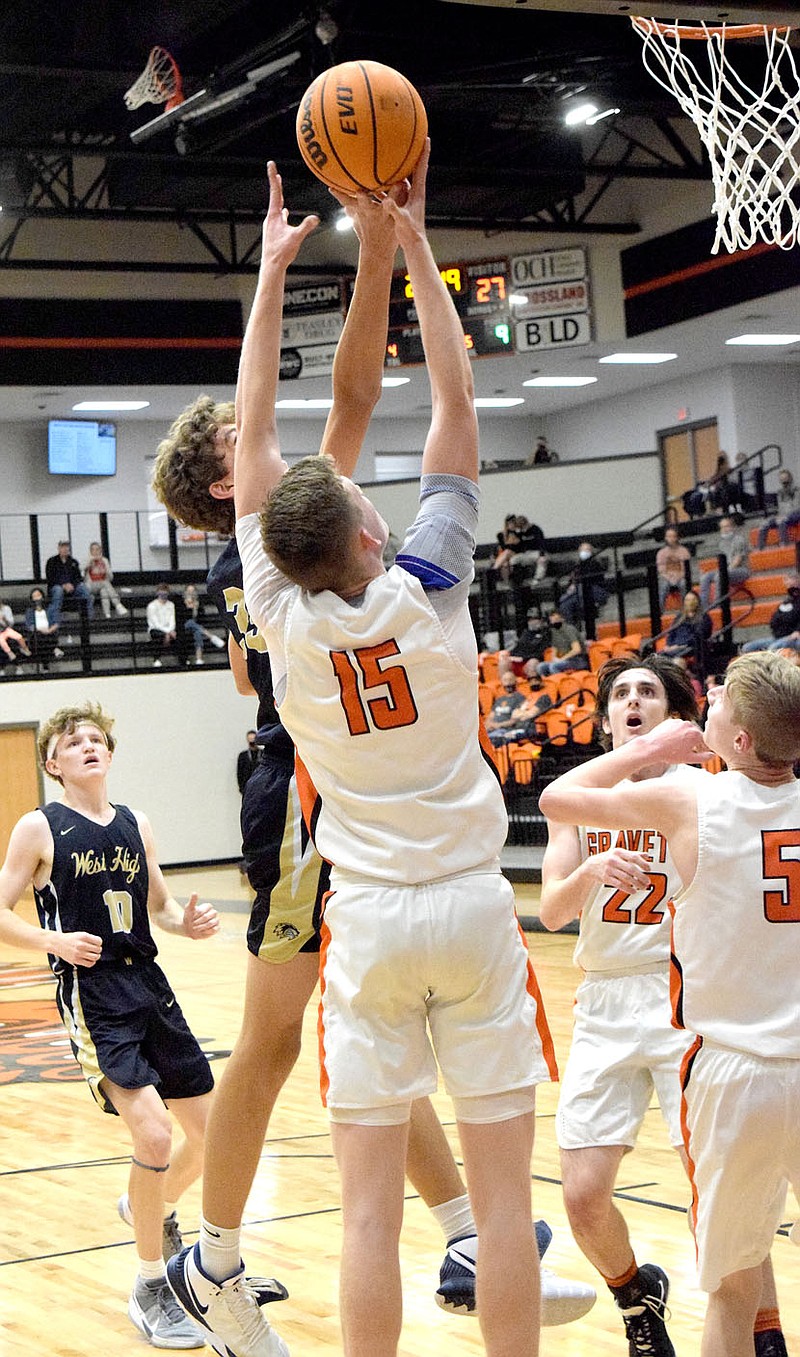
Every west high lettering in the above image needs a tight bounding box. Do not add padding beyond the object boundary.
[72,849,106,877]
[110,846,141,885]
[336,84,357,134]
[299,92,328,167]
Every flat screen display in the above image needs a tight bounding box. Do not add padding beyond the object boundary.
[48,419,117,476]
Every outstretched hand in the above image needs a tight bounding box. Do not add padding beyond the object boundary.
[328,183,401,260]
[380,137,430,248]
[183,892,220,941]
[644,718,713,766]
[262,161,319,268]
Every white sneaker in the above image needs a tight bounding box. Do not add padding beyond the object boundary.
[53,647,65,659]
[167,1244,290,1357]
[129,1276,206,1349]
[153,659,162,668]
[116,605,129,616]
[540,1265,596,1326]
[210,634,225,649]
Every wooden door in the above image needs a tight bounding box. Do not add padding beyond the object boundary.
[660,420,719,518]
[0,725,41,861]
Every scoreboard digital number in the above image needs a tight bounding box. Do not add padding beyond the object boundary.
[384,259,514,365]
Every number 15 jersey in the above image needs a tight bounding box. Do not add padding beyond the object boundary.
[575,763,708,974]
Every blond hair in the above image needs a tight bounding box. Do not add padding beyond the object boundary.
[260,455,361,591]
[724,651,800,767]
[38,702,116,782]
[151,395,236,535]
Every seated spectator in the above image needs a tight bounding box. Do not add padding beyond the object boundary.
[558,542,609,626]
[526,435,553,466]
[699,514,750,610]
[499,608,550,678]
[82,541,128,619]
[518,674,554,729]
[45,539,93,625]
[24,587,62,668]
[661,589,712,679]
[510,515,547,580]
[146,583,178,667]
[491,514,521,580]
[707,451,736,513]
[741,575,800,654]
[536,608,589,677]
[682,480,710,519]
[756,467,800,549]
[0,598,32,671]
[183,583,226,666]
[485,672,529,747]
[656,525,691,610]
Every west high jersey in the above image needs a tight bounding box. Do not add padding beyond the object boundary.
[575,763,709,973]
[34,802,156,971]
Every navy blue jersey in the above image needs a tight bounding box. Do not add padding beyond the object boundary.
[35,802,157,972]
[207,538,284,743]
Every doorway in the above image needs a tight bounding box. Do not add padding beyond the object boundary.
[659,419,720,518]
[0,725,42,862]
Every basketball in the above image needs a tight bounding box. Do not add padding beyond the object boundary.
[296,60,427,194]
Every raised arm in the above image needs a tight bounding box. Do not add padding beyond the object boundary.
[233,161,320,522]
[319,189,398,478]
[382,141,478,483]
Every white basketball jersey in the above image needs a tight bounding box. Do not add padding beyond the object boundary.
[575,763,708,973]
[672,770,800,1057]
[267,565,507,883]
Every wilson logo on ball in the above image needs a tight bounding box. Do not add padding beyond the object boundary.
[295,60,427,194]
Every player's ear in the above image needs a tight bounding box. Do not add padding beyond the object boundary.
[601,715,612,737]
[209,477,234,501]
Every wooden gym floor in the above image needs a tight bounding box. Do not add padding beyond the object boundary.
[1,866,797,1355]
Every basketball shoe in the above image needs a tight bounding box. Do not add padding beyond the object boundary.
[118,1193,184,1262]
[166,1244,290,1357]
[436,1217,596,1326]
[128,1276,206,1349]
[615,1264,675,1356]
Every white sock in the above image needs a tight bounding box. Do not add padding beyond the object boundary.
[138,1257,166,1284]
[199,1216,242,1283]
[429,1193,477,1245]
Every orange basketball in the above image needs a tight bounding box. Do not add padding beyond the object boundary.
[296,60,427,194]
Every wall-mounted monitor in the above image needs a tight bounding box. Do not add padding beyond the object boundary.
[48,419,117,476]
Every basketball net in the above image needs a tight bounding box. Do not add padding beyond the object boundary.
[631,18,800,253]
[124,47,185,112]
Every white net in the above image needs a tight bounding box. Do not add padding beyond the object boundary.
[124,47,183,111]
[631,19,800,253]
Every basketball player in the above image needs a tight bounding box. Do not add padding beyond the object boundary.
[540,649,800,1357]
[154,171,592,1353]
[0,701,219,1350]
[169,143,560,1357]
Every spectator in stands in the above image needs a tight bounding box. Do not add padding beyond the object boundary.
[82,541,128,619]
[655,525,691,611]
[146,583,178,667]
[662,589,712,679]
[485,672,530,747]
[756,467,800,549]
[699,514,750,611]
[741,575,800,655]
[237,729,260,795]
[499,608,551,678]
[558,542,609,626]
[734,451,760,513]
[492,514,522,581]
[536,607,589,677]
[45,539,93,626]
[24,587,62,668]
[0,598,32,671]
[526,435,553,466]
[708,451,736,513]
[182,583,225,666]
[510,515,548,580]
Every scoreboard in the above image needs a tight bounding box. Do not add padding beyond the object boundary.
[384,259,514,366]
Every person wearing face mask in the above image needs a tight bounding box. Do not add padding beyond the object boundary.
[756,468,800,550]
[559,541,609,628]
[741,576,800,654]
[536,608,589,677]
[499,608,551,679]
[146,583,178,667]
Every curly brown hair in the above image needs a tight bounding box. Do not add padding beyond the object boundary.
[151,395,236,535]
[260,455,362,591]
[595,653,699,749]
[38,701,116,782]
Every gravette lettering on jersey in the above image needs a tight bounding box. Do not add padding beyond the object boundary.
[585,828,668,864]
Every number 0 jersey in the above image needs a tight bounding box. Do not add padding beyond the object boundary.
[575,763,708,974]
[34,802,156,972]
[671,769,800,1057]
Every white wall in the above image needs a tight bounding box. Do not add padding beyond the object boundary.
[1,670,253,866]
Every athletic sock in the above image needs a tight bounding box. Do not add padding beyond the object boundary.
[137,1257,167,1283]
[429,1193,476,1244]
[199,1216,242,1283]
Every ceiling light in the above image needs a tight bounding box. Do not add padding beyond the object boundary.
[585,106,620,125]
[523,376,598,387]
[381,376,410,387]
[725,333,800,346]
[473,397,525,408]
[598,353,677,365]
[565,102,598,126]
[72,400,150,411]
[335,212,354,232]
[275,398,333,409]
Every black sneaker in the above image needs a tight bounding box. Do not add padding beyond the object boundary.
[616,1264,676,1357]
[754,1331,789,1357]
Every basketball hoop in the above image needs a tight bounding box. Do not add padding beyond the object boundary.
[124,47,185,112]
[630,17,800,253]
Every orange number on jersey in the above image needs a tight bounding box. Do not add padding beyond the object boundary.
[761,829,800,922]
[601,873,669,926]
[330,641,419,737]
